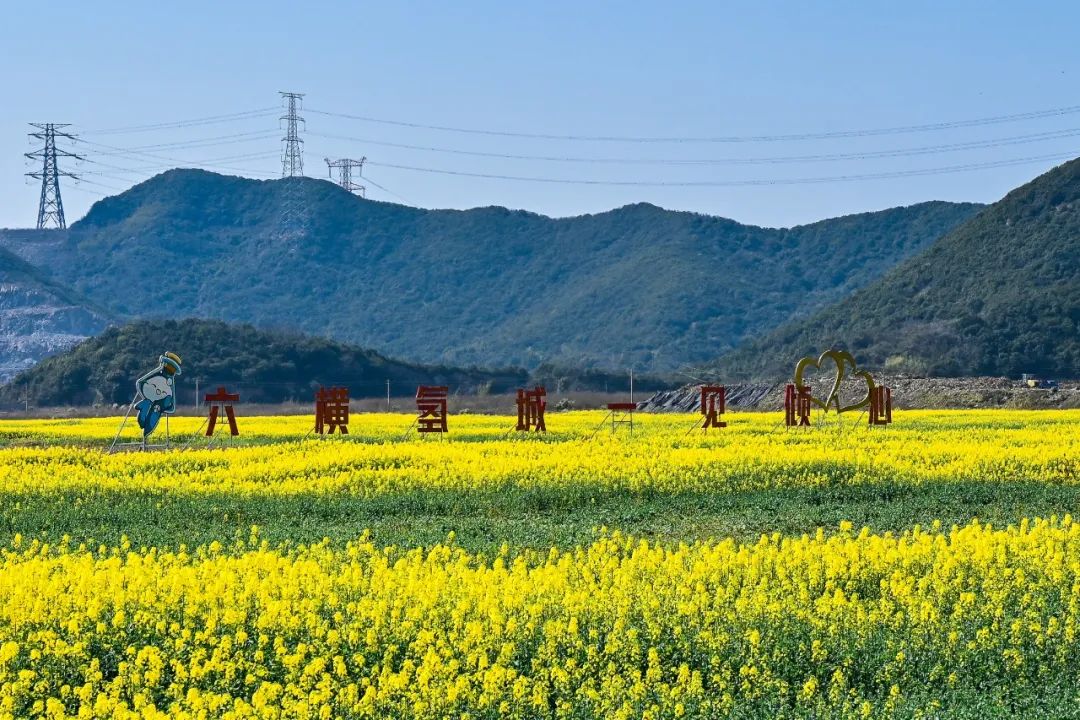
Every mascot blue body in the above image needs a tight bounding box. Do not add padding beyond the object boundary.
[135,352,182,438]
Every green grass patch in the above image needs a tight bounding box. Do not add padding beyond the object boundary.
[4,480,1078,553]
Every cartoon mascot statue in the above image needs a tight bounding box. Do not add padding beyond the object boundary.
[135,352,182,438]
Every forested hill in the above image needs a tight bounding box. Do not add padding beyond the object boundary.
[0,169,980,373]
[709,158,1080,379]
[0,319,678,407]
[0,319,528,407]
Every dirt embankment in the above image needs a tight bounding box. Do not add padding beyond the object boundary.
[639,377,1080,412]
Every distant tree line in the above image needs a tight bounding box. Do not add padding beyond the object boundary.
[0,319,680,408]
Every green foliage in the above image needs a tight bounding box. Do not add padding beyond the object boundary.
[0,318,682,407]
[25,169,978,372]
[714,158,1080,379]
[5,481,1076,555]
[0,318,529,406]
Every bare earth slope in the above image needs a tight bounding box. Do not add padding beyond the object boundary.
[640,377,1080,412]
[0,231,111,380]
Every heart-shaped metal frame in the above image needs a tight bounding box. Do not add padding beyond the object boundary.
[793,349,876,414]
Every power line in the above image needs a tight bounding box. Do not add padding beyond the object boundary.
[79,137,222,163]
[309,126,1080,166]
[25,124,83,229]
[83,145,274,165]
[365,149,1080,187]
[76,177,128,192]
[362,175,410,203]
[78,138,280,176]
[37,98,1080,213]
[306,103,1080,144]
[91,130,279,153]
[83,108,278,135]
[81,150,281,175]
[64,185,109,198]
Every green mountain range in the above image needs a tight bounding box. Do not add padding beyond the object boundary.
[0,170,980,373]
[710,158,1080,379]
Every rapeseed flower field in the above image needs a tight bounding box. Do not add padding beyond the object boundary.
[0,410,1078,717]
[1,410,1075,498]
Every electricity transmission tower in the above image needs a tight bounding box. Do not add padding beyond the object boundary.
[25,124,82,230]
[278,92,307,242]
[280,92,305,177]
[325,157,367,197]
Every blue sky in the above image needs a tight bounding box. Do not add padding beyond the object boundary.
[2,1,1079,228]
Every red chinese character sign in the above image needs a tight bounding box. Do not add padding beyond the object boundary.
[315,387,350,435]
[205,386,240,437]
[700,385,727,429]
[869,386,893,425]
[784,383,813,427]
[416,385,449,433]
[516,386,547,432]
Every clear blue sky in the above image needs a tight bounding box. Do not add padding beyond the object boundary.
[3,1,1079,229]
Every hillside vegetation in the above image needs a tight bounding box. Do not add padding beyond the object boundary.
[1,170,980,372]
[711,158,1080,379]
[0,318,678,407]
[0,319,527,407]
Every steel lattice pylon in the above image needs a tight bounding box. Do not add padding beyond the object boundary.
[278,92,307,243]
[325,156,367,197]
[25,123,82,230]
[280,92,305,178]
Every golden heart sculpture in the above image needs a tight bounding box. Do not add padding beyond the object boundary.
[793,349,876,414]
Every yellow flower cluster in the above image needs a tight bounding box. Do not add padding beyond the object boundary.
[0,411,1076,716]
[2,519,1079,718]
[0,410,1075,498]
